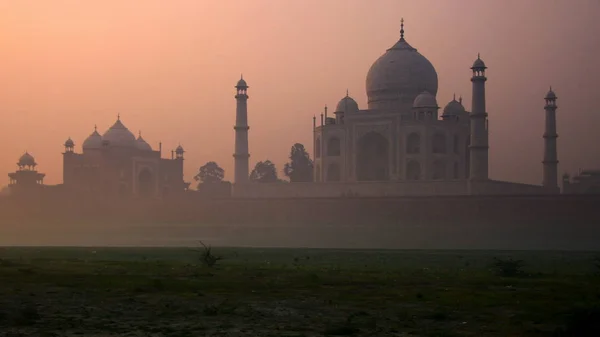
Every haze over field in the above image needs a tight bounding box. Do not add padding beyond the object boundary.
[1,0,599,186]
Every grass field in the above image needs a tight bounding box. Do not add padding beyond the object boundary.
[0,247,599,336]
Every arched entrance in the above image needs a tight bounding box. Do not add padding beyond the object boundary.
[406,161,421,180]
[357,132,389,181]
[138,168,154,197]
[327,163,341,182]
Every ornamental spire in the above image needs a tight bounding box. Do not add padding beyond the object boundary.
[400,18,405,41]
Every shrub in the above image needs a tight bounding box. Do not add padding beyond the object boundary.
[193,241,223,268]
[492,257,525,277]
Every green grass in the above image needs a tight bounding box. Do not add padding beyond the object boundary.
[0,247,599,336]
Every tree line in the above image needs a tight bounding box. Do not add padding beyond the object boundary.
[193,143,313,188]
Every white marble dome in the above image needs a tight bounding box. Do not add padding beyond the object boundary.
[366,26,438,110]
[102,119,136,148]
[83,128,103,150]
[335,94,359,114]
[413,91,438,108]
[472,55,486,69]
[443,97,466,116]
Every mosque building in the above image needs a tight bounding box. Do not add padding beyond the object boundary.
[60,116,189,198]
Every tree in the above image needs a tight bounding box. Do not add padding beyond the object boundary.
[284,143,314,182]
[249,160,278,183]
[194,162,225,187]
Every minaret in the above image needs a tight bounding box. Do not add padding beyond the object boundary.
[542,87,559,192]
[234,75,250,184]
[469,54,489,180]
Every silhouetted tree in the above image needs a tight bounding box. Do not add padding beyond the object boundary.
[284,143,314,182]
[194,162,225,188]
[249,160,278,183]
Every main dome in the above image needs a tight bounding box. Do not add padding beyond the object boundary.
[102,118,136,148]
[366,22,438,111]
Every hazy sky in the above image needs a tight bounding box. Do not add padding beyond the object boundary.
[1,0,599,186]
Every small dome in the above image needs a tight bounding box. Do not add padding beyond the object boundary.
[83,127,103,150]
[472,54,486,69]
[413,91,438,108]
[236,76,248,88]
[443,97,466,116]
[545,87,557,100]
[18,152,36,167]
[64,137,74,147]
[175,145,184,154]
[102,118,136,148]
[136,133,152,151]
[335,93,359,114]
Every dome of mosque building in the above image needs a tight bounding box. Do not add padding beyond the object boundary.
[82,127,103,150]
[18,152,36,167]
[443,97,466,116]
[136,133,153,151]
[64,137,74,148]
[412,91,438,108]
[366,20,438,110]
[102,118,136,148]
[335,93,359,114]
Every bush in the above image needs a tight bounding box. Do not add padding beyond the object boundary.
[193,241,223,268]
[492,257,525,277]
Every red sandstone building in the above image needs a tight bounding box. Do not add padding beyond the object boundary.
[60,117,190,198]
[8,117,189,199]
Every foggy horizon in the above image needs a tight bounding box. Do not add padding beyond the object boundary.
[2,0,600,187]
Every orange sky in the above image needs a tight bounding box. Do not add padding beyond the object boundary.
[1,0,599,186]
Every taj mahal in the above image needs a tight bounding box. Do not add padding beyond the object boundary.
[229,21,593,198]
[6,20,600,198]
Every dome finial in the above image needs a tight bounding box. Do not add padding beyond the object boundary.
[400,18,405,40]
[94,124,97,132]
[346,89,349,97]
[453,93,456,100]
[477,53,481,59]
[117,113,120,121]
[241,73,243,80]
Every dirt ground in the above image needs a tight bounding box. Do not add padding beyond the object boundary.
[0,247,599,336]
